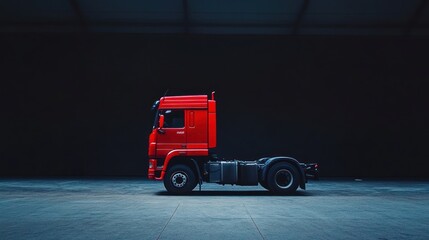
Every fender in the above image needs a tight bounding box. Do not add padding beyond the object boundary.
[261,156,306,190]
[155,149,208,180]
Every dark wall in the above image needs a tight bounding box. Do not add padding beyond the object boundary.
[1,33,428,178]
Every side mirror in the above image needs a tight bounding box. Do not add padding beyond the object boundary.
[159,114,165,128]
[157,115,165,134]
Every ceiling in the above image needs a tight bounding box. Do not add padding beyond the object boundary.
[1,0,428,35]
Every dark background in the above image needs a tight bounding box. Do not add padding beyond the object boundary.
[1,34,428,178]
[1,0,429,178]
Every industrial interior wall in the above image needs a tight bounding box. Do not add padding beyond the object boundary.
[0,33,428,178]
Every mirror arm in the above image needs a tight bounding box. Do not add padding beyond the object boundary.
[157,128,165,134]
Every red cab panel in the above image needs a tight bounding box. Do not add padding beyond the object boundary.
[186,109,208,149]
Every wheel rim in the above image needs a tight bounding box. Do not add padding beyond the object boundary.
[171,172,187,188]
[275,169,293,189]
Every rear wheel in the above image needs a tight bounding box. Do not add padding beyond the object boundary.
[259,180,270,190]
[267,162,299,194]
[258,158,270,190]
[164,164,197,194]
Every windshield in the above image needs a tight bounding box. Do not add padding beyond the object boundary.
[152,100,160,129]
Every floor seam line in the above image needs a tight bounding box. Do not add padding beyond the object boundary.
[156,202,180,240]
[244,203,265,240]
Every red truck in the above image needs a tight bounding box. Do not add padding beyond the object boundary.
[148,92,318,194]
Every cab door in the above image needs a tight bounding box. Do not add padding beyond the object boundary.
[156,109,186,157]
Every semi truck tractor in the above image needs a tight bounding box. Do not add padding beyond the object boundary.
[148,92,318,194]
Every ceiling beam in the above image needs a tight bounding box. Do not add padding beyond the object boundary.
[292,0,310,35]
[3,21,429,34]
[183,0,189,34]
[403,0,428,36]
[68,0,88,32]
[3,21,425,29]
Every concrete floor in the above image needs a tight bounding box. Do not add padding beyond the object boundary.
[0,178,428,240]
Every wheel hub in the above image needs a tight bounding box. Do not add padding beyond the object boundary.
[171,172,187,188]
[275,169,293,189]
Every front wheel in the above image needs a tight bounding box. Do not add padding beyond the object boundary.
[267,162,299,194]
[163,164,197,194]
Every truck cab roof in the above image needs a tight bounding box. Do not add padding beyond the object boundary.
[159,95,208,109]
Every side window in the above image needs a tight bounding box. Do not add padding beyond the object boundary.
[162,110,184,128]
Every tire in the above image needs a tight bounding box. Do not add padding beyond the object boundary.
[258,158,270,190]
[267,162,299,194]
[163,164,197,194]
[259,180,270,190]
